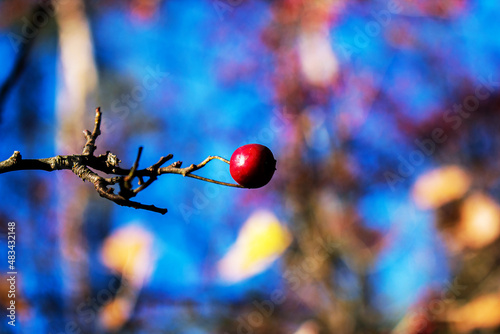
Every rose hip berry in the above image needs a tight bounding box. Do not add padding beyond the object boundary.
[229,144,277,188]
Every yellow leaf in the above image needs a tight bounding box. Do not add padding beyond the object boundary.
[218,210,292,283]
[100,224,155,286]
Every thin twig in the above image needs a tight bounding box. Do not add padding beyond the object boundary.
[82,107,102,155]
[134,155,173,194]
[124,146,143,188]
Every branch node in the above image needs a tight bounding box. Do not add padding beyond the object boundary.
[106,151,120,167]
[10,151,22,162]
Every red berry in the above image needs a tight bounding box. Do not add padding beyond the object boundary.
[229,144,277,188]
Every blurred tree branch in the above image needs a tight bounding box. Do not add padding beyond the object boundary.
[0,3,47,118]
[0,107,243,214]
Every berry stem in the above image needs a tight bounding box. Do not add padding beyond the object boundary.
[185,173,244,188]
[177,155,244,188]
[196,155,230,166]
[214,156,230,164]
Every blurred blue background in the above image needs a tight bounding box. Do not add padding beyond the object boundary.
[1,0,500,333]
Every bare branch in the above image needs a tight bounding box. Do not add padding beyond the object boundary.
[72,164,168,214]
[0,107,245,214]
[0,3,49,118]
[0,152,78,173]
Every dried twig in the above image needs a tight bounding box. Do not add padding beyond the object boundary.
[0,108,244,214]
